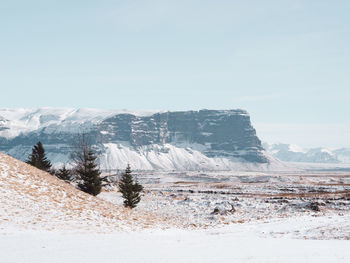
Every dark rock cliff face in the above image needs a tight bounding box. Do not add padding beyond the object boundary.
[0,109,267,164]
[96,110,266,162]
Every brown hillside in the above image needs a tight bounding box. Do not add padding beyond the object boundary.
[0,152,170,232]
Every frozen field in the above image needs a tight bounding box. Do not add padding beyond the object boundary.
[2,221,350,263]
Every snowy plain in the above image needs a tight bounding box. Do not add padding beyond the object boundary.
[2,223,350,263]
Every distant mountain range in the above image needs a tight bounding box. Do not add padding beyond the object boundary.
[0,108,290,171]
[263,143,350,164]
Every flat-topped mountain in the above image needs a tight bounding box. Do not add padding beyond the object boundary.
[0,108,283,171]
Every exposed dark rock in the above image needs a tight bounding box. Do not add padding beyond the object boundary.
[306,202,320,212]
[210,204,236,215]
[0,109,268,168]
[211,207,220,215]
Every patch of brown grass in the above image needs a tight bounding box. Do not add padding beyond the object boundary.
[0,152,177,231]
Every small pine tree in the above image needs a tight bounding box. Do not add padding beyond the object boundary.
[56,164,71,182]
[118,164,143,209]
[76,149,102,196]
[26,141,52,172]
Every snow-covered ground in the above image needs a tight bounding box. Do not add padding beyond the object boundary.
[2,218,350,263]
[98,170,350,237]
[1,153,350,262]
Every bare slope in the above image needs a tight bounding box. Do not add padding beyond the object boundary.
[0,152,170,232]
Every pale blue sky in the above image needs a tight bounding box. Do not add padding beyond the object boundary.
[0,0,349,147]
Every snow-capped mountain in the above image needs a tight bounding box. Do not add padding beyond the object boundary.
[263,143,350,164]
[0,108,289,171]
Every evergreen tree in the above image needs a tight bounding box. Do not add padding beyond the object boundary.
[26,141,52,172]
[76,149,102,196]
[118,164,143,209]
[56,164,71,182]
